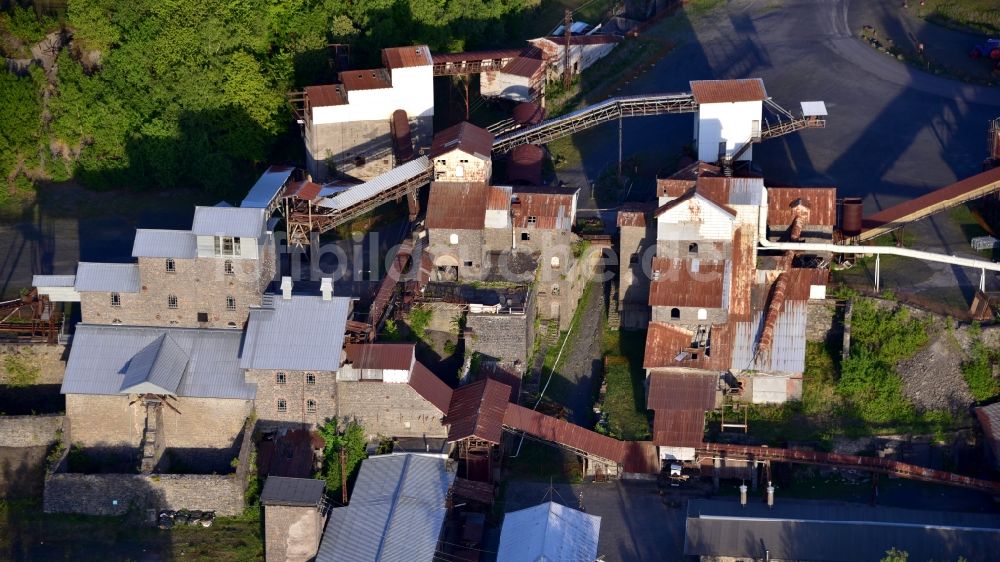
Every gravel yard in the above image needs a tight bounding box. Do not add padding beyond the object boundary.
[897,322,975,414]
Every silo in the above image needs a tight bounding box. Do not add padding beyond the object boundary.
[507,144,545,185]
[841,197,863,237]
[513,102,545,126]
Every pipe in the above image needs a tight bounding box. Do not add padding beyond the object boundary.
[758,239,1000,272]
[739,484,748,507]
[766,482,774,508]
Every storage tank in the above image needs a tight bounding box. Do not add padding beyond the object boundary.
[841,197,863,237]
[391,109,414,163]
[507,144,545,185]
[513,102,545,126]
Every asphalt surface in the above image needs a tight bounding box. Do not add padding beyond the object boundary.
[559,0,1000,217]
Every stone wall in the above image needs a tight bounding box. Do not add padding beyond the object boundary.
[806,300,839,343]
[427,228,486,281]
[306,119,394,182]
[264,504,323,562]
[432,149,491,183]
[336,380,447,439]
[0,414,63,447]
[251,369,338,429]
[43,472,246,516]
[81,255,266,329]
[423,302,464,334]
[0,343,67,385]
[467,310,531,366]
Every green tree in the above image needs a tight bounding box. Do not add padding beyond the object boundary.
[317,418,367,500]
[881,548,908,562]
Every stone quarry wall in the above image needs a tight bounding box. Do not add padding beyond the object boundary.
[0,414,63,447]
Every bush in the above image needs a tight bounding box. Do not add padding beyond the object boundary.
[4,353,40,387]
[961,336,1000,402]
[408,307,433,341]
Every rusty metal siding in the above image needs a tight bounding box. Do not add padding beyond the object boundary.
[689,79,767,104]
[767,187,837,227]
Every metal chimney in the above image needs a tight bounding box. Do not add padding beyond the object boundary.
[766,482,774,508]
[320,278,333,301]
[739,484,748,507]
[280,276,293,300]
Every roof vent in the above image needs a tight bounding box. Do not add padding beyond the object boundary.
[281,276,293,300]
[321,278,333,301]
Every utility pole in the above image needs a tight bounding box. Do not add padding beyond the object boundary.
[618,114,623,178]
[339,446,348,504]
[562,9,573,88]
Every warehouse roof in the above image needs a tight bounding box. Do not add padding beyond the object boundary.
[240,295,352,372]
[510,188,578,230]
[74,263,141,293]
[446,378,511,444]
[689,78,767,104]
[653,409,706,448]
[685,499,1000,562]
[260,476,326,507]
[498,501,601,562]
[61,324,254,399]
[317,454,455,562]
[191,206,267,239]
[425,182,489,230]
[131,229,197,259]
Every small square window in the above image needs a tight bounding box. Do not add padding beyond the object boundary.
[527,216,537,225]
[276,372,286,385]
[197,312,209,323]
[521,232,530,241]
[110,293,121,308]
[165,258,176,273]
[167,295,178,309]
[224,260,234,275]
[306,400,317,413]
[463,261,473,267]
[277,399,287,413]
[226,296,236,311]
[306,373,316,385]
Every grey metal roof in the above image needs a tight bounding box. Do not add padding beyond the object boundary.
[118,334,188,395]
[191,206,267,239]
[317,453,455,562]
[32,274,76,287]
[261,476,325,507]
[74,263,141,293]
[240,295,352,372]
[731,301,807,373]
[62,324,255,399]
[726,177,765,206]
[131,229,197,259]
[685,499,1000,562]
[498,501,601,562]
[316,156,429,211]
[241,165,295,209]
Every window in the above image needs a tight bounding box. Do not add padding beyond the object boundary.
[521,232,530,241]
[527,216,537,225]
[688,243,699,254]
[455,165,464,178]
[629,253,639,265]
[436,159,446,165]
[110,292,121,308]
[436,171,446,180]
[306,373,316,385]
[459,159,469,163]
[165,258,176,273]
[224,260,234,275]
[226,296,236,311]
[276,372,286,385]
[167,295,178,309]
[550,256,560,268]
[227,321,238,328]
[552,285,560,295]
[671,308,680,319]
[306,400,317,413]
[463,260,473,267]
[449,233,459,245]
[214,236,241,257]
[112,318,122,325]
[697,308,708,320]
[277,399,287,413]
[197,312,209,323]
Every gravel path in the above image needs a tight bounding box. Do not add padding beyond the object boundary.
[897,324,974,414]
[552,278,607,426]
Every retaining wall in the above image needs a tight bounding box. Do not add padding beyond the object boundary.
[0,414,63,447]
[43,472,245,516]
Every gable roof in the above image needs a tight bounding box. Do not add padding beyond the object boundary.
[643,323,733,372]
[425,182,489,230]
[648,257,729,309]
[446,378,511,443]
[689,79,767,104]
[647,371,718,411]
[62,324,254,399]
[510,188,578,230]
[132,229,197,259]
[317,454,455,562]
[344,343,415,371]
[74,263,141,293]
[191,206,267,239]
[408,361,453,413]
[429,122,493,160]
[767,187,838,227]
[118,333,189,395]
[381,45,432,69]
[497,501,601,562]
[240,295,351,372]
[654,189,737,219]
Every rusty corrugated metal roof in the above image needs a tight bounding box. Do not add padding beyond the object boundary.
[344,343,414,370]
[617,208,648,228]
[408,360,453,413]
[286,180,322,201]
[339,68,391,91]
[511,188,577,230]
[654,189,737,218]
[502,403,626,463]
[728,226,755,321]
[784,268,829,301]
[430,122,494,160]
[648,257,727,309]
[653,410,706,448]
[446,378,511,444]
[381,45,432,68]
[864,167,1000,231]
[621,441,660,473]
[486,185,512,211]
[689,79,767,104]
[426,182,489,230]
[768,187,837,227]
[647,371,718,410]
[305,84,347,107]
[643,323,733,371]
[501,54,545,79]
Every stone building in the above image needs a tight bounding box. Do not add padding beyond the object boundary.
[527,34,622,83]
[616,203,655,329]
[429,122,493,183]
[261,476,326,562]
